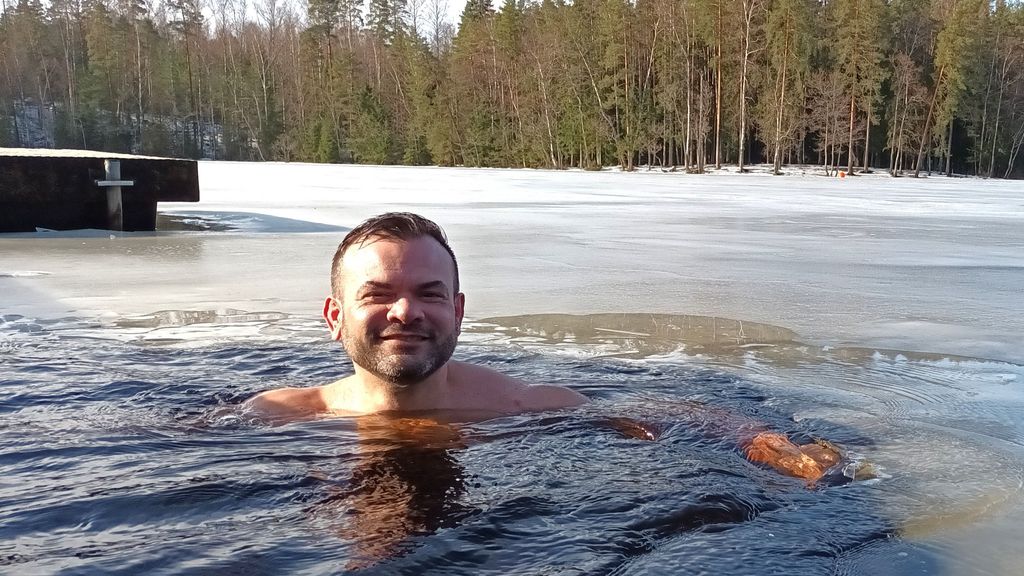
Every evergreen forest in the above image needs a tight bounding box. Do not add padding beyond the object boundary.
[2,0,1023,177]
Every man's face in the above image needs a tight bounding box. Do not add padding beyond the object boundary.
[325,236,464,386]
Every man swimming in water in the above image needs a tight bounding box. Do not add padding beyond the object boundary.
[248,212,840,482]
[247,212,587,417]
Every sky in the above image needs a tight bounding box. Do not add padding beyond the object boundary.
[444,0,469,26]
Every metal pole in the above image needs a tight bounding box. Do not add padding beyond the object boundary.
[105,159,123,231]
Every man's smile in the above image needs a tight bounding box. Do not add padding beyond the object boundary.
[378,330,432,342]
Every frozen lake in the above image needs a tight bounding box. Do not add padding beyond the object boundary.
[3,162,1022,362]
[2,162,1022,574]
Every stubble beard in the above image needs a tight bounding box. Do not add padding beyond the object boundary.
[342,323,458,387]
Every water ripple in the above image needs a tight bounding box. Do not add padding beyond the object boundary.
[2,315,1022,574]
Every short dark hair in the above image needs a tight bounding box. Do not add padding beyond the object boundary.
[331,212,459,298]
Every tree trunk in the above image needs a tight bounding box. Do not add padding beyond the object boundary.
[623,25,633,172]
[862,104,871,171]
[846,93,855,174]
[945,119,953,176]
[714,0,723,169]
[534,55,558,169]
[698,66,706,173]
[772,25,789,176]
[737,0,752,173]
[684,32,693,172]
[134,20,145,152]
[822,111,830,176]
[889,82,901,176]
[978,51,997,175]
[1005,119,1024,178]
[896,77,910,176]
[989,61,1007,177]
[914,65,945,177]
[59,12,77,145]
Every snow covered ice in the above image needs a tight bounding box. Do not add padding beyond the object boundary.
[3,161,1021,362]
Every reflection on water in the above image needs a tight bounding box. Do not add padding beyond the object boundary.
[474,312,993,368]
[116,309,289,329]
[307,417,473,569]
[476,312,800,357]
[1,312,1022,574]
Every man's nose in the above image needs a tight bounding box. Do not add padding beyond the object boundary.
[387,296,424,324]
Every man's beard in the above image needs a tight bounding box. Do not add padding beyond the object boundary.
[341,323,458,387]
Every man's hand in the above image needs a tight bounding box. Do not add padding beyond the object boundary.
[744,432,841,483]
[603,409,843,485]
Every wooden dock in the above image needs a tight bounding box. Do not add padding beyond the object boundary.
[0,148,200,232]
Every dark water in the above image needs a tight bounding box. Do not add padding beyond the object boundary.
[2,313,1022,575]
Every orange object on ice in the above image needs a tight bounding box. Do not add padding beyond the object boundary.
[838,170,846,178]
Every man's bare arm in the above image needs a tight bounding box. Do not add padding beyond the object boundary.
[606,401,842,484]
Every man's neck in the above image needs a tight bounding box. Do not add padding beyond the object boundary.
[327,364,453,413]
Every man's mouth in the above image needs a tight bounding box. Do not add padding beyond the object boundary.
[378,331,431,342]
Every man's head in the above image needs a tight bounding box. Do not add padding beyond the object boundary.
[331,212,459,300]
[324,213,464,387]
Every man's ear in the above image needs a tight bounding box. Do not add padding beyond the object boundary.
[323,296,344,341]
[454,292,465,333]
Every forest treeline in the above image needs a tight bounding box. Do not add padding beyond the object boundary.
[1,0,1022,177]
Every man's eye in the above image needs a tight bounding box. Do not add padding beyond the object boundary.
[422,292,446,300]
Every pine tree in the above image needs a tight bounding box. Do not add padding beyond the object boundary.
[833,0,887,174]
[760,0,811,174]
[460,0,493,28]
[350,85,394,164]
[735,0,765,172]
[368,0,407,45]
[914,0,985,177]
[935,0,985,176]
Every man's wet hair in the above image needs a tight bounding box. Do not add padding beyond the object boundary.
[331,212,459,298]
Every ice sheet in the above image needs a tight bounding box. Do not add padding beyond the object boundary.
[1,161,1021,362]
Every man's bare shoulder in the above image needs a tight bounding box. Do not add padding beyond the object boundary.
[448,361,588,412]
[244,385,328,417]
[518,383,589,411]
